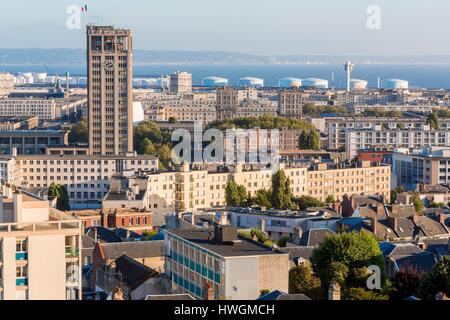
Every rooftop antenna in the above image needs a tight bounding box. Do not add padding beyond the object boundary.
[343,61,354,92]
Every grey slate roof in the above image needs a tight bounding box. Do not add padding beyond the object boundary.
[168,229,280,257]
[115,255,159,290]
[300,228,335,246]
[392,252,437,274]
[86,226,122,243]
[414,215,449,237]
[101,240,164,260]
[380,242,424,257]
[277,246,315,262]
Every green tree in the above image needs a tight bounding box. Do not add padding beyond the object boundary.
[254,189,272,208]
[139,138,156,155]
[68,119,88,144]
[134,121,165,151]
[158,144,173,169]
[48,182,70,211]
[168,116,179,124]
[225,181,247,207]
[324,262,349,288]
[48,182,60,199]
[311,232,386,290]
[289,265,323,300]
[345,287,389,300]
[412,192,424,213]
[325,195,335,204]
[277,235,291,248]
[391,266,423,300]
[418,256,450,300]
[426,112,439,130]
[294,195,324,210]
[271,170,295,209]
[299,129,321,151]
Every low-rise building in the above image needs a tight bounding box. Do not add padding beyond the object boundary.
[165,226,289,300]
[392,147,450,190]
[0,73,14,96]
[14,153,158,209]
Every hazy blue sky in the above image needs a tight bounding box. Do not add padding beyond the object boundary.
[1,0,450,55]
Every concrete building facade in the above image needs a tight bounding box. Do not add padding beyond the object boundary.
[87,26,133,155]
[0,188,82,300]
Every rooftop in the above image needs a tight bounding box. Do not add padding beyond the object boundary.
[168,228,282,258]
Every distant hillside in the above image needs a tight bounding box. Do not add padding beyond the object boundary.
[1,49,450,65]
[0,49,273,65]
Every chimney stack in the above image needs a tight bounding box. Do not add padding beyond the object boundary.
[369,217,377,235]
[376,204,385,217]
[391,204,399,216]
[387,216,398,231]
[259,219,266,233]
[112,287,124,300]
[328,282,341,301]
[438,213,447,225]
[293,226,303,245]
[220,212,228,226]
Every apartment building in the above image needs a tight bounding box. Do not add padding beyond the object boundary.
[103,161,389,221]
[0,188,82,300]
[87,25,133,155]
[236,99,277,118]
[317,116,450,153]
[346,127,450,158]
[392,147,450,190]
[145,93,217,124]
[0,156,17,186]
[0,73,14,96]
[226,207,340,241]
[165,226,289,300]
[216,88,258,121]
[306,161,391,202]
[169,72,192,94]
[278,90,305,119]
[0,130,69,155]
[14,153,158,209]
[0,96,86,120]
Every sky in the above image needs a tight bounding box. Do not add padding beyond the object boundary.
[1,0,450,55]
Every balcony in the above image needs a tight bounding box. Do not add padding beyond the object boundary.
[16,278,28,286]
[16,252,28,261]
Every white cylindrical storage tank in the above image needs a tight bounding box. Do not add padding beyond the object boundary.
[381,78,408,89]
[45,76,56,84]
[133,79,143,87]
[32,73,47,83]
[239,77,264,88]
[78,77,87,86]
[18,72,33,78]
[202,76,229,87]
[350,79,368,90]
[302,78,328,89]
[278,77,302,88]
[24,75,34,84]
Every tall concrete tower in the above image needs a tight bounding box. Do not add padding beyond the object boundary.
[343,61,354,92]
[87,25,133,155]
